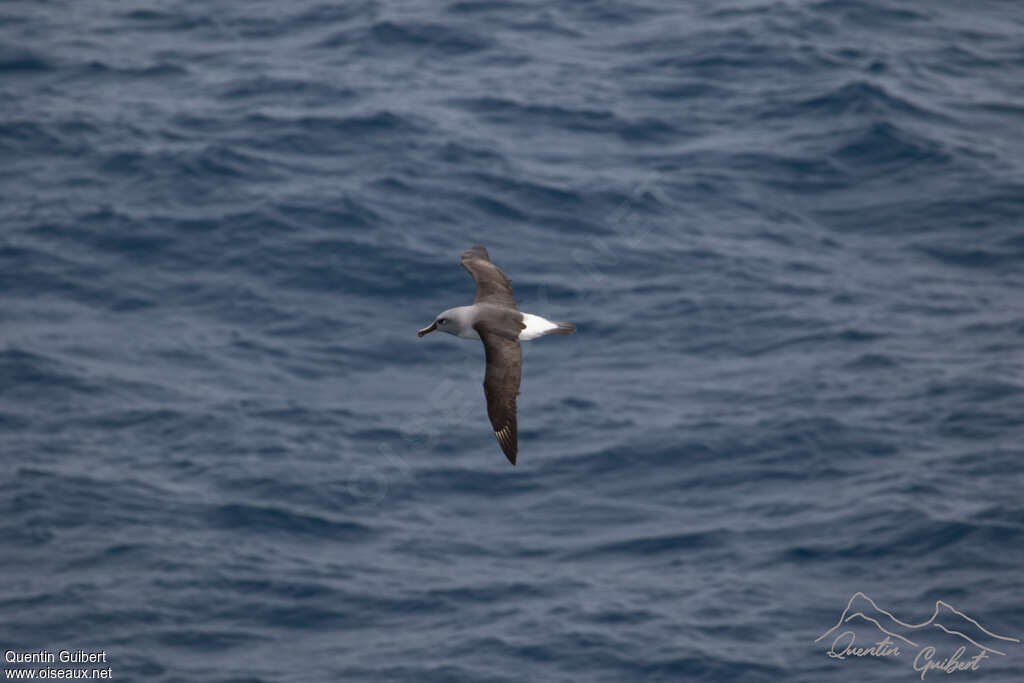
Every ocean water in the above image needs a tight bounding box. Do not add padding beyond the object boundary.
[2,0,1024,681]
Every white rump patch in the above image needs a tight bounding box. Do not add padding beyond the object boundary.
[519,313,558,341]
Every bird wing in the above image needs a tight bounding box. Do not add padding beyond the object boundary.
[461,246,518,309]
[475,323,522,465]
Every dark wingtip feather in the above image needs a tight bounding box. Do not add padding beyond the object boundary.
[462,245,491,262]
[494,424,517,465]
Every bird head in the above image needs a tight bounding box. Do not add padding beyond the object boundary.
[417,307,471,337]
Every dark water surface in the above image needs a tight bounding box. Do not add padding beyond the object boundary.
[3,1,1024,681]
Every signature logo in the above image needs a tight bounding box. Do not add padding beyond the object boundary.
[815,592,1020,679]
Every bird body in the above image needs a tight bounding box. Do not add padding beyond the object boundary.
[423,305,572,342]
[417,246,575,464]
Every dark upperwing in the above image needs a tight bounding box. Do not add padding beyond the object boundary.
[475,320,522,465]
[461,246,518,310]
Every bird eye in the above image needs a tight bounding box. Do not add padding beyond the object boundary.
[438,318,446,325]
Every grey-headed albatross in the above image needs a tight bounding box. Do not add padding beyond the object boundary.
[417,246,575,465]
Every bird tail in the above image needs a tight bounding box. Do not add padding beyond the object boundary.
[549,321,576,335]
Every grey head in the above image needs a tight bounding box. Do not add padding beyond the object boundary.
[417,305,478,339]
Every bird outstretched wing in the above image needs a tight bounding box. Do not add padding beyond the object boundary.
[461,246,518,309]
[475,323,522,465]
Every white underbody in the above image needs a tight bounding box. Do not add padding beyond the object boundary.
[454,312,558,341]
[519,313,559,341]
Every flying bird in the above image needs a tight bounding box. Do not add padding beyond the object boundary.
[417,246,575,465]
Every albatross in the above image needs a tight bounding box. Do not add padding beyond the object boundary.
[417,246,575,465]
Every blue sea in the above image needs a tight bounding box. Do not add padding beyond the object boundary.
[2,1,1024,681]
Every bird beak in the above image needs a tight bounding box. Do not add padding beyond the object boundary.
[417,321,438,337]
